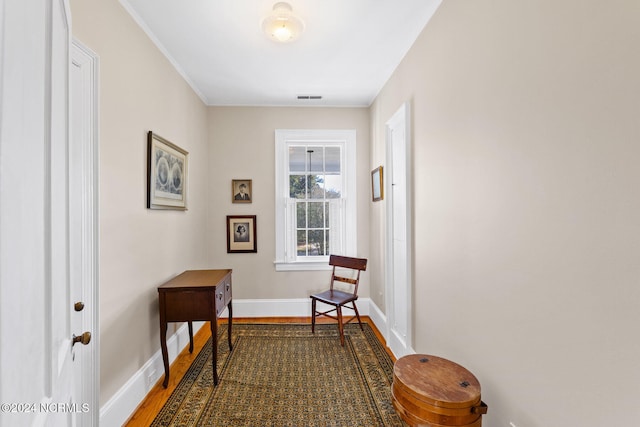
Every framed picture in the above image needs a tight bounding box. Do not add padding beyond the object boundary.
[227,215,257,253]
[232,179,252,203]
[371,166,383,202]
[147,131,188,210]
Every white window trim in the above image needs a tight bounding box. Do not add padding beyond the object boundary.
[274,129,357,271]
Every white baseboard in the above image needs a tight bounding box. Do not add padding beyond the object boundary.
[228,297,316,317]
[99,320,204,427]
[224,297,376,318]
[99,297,385,426]
[367,298,387,338]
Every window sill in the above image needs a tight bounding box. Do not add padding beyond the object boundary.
[273,260,333,272]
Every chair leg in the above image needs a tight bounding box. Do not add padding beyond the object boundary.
[311,298,316,334]
[337,305,345,346]
[352,301,363,331]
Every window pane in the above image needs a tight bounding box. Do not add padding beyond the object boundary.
[307,146,323,172]
[307,174,325,199]
[325,147,340,172]
[289,175,306,198]
[308,202,324,228]
[308,230,325,256]
[297,230,307,256]
[324,175,341,199]
[289,146,306,172]
[325,230,330,254]
[296,202,306,228]
[325,201,329,225]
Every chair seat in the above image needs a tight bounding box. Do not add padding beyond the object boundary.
[311,289,357,306]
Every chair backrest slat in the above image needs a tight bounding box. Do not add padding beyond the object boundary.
[333,276,358,285]
[329,254,367,295]
[329,254,367,271]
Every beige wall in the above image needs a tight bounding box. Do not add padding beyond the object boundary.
[207,107,370,299]
[370,0,640,426]
[70,0,210,404]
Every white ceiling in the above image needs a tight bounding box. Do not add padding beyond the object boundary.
[120,0,441,107]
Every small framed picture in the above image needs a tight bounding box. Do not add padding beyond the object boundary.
[227,215,257,253]
[147,131,188,210]
[371,166,383,202]
[232,179,252,203]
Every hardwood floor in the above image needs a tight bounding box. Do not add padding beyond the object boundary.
[123,317,394,426]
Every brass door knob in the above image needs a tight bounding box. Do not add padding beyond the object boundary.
[72,331,91,346]
[74,302,85,312]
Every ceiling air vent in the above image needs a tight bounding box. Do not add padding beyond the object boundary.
[297,95,322,100]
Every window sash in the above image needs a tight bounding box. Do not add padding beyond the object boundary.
[287,143,341,261]
[284,198,345,262]
[274,129,357,271]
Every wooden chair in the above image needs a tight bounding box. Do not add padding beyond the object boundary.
[310,255,368,346]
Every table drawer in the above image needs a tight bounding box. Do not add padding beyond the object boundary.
[223,274,232,303]
[163,290,213,321]
[215,274,232,316]
[215,286,227,317]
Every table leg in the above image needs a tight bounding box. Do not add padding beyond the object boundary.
[160,321,170,388]
[227,301,233,351]
[211,318,219,386]
[188,321,194,353]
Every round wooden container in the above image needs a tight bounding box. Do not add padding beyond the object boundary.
[392,354,488,427]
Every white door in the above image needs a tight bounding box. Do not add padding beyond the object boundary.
[0,1,97,426]
[70,40,100,427]
[385,102,413,358]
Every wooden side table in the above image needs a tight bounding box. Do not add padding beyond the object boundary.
[158,269,233,387]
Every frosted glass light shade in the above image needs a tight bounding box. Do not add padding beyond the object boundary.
[262,2,305,43]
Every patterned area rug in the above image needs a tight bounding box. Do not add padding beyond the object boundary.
[151,323,407,426]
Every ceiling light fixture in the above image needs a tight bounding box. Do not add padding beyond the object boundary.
[262,2,305,43]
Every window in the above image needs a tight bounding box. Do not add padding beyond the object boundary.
[275,129,357,271]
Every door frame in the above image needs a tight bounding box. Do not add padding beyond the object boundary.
[71,38,100,426]
[384,101,413,358]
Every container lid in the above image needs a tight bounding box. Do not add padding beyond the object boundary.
[393,354,481,409]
